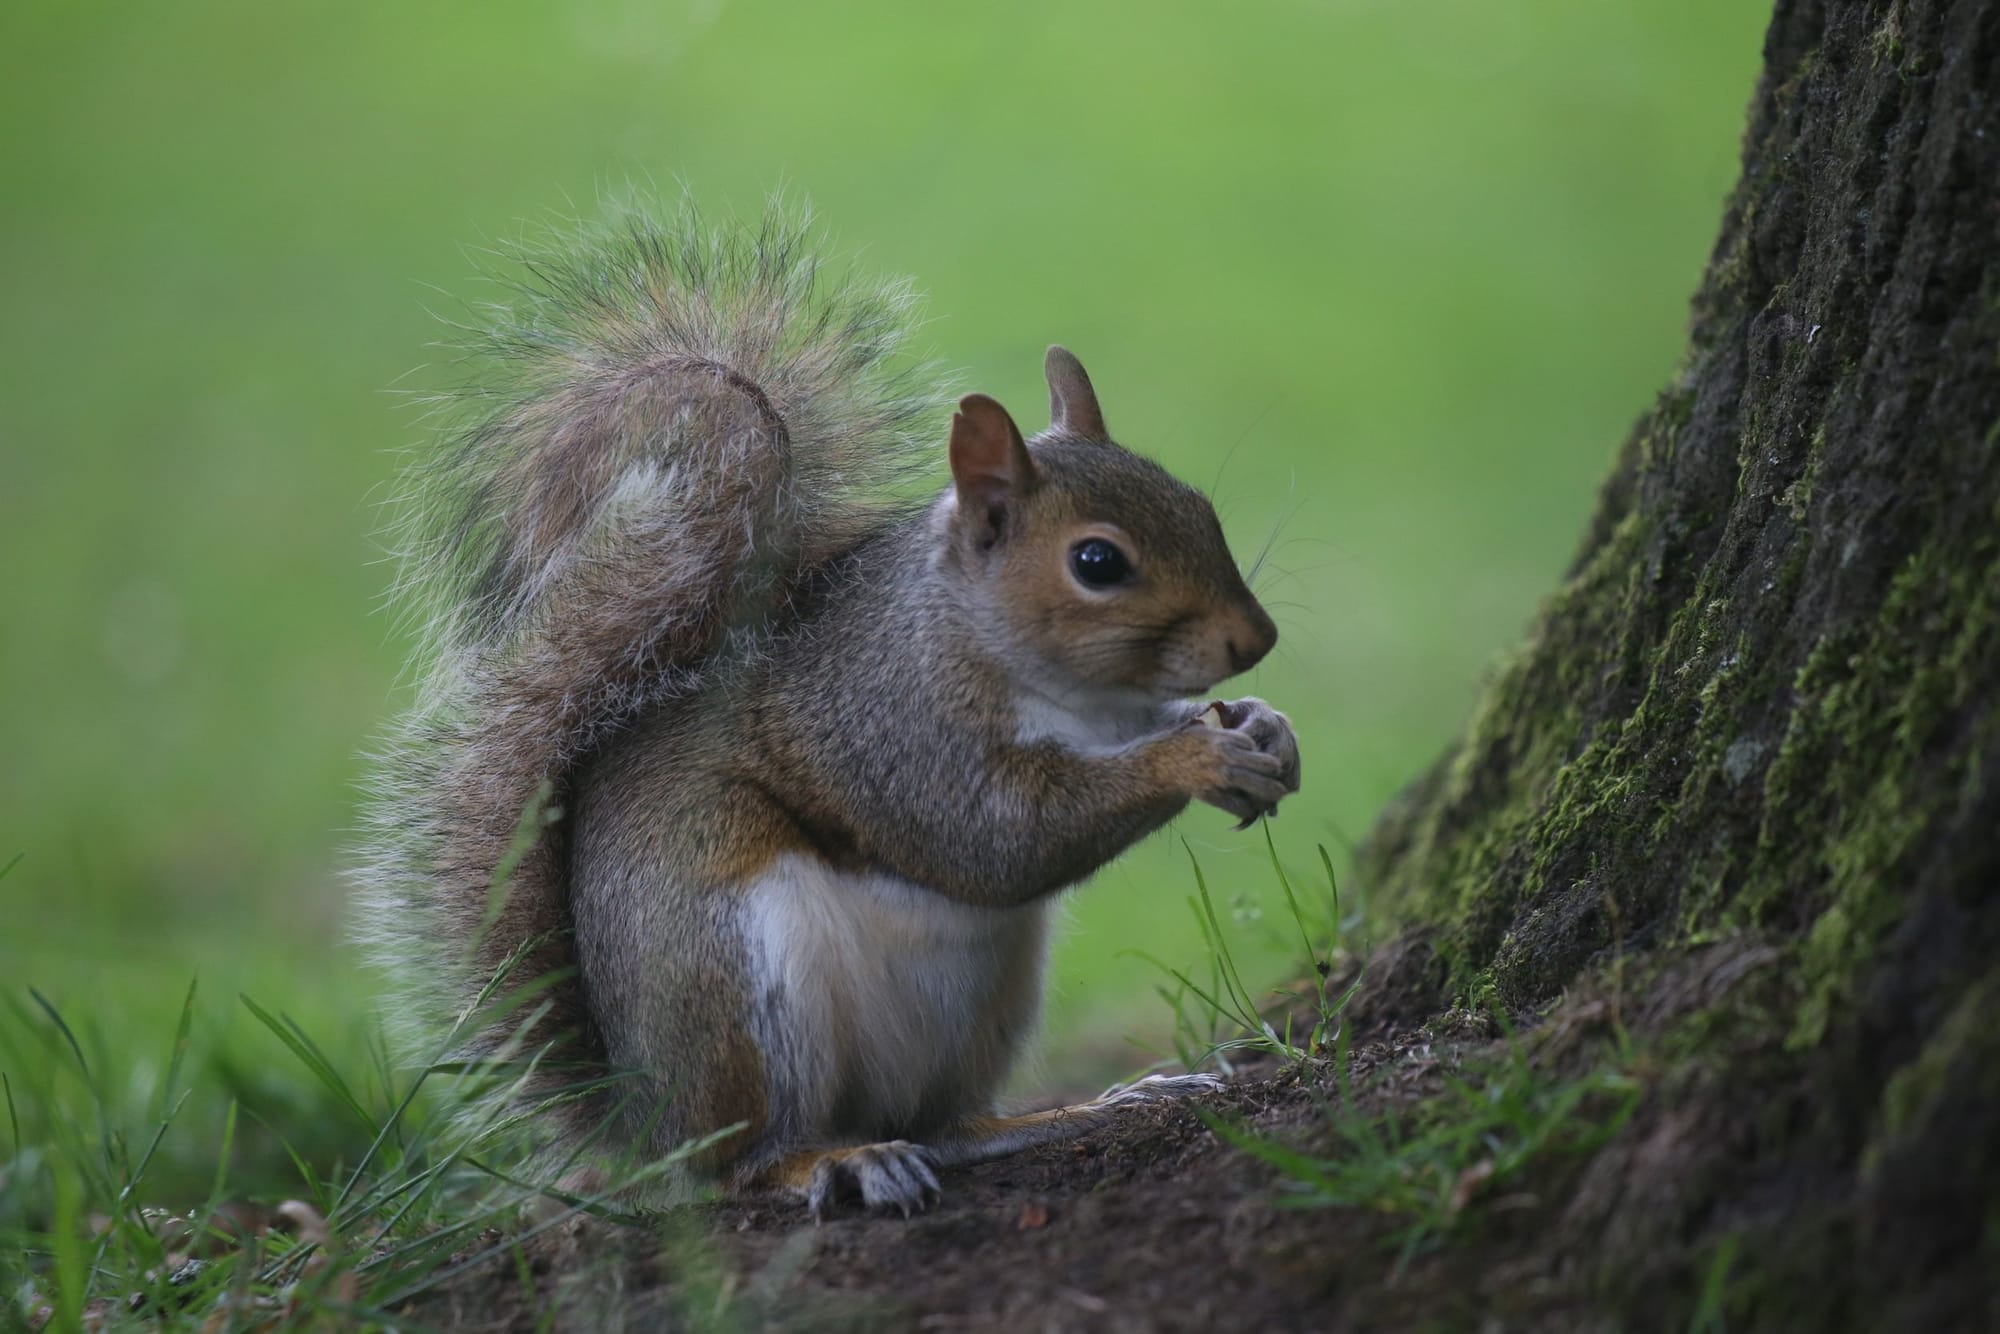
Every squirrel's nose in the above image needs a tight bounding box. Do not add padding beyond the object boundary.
[1226,606,1279,674]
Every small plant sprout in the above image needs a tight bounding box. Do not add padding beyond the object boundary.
[1133,831,1361,1074]
[1201,1028,1641,1275]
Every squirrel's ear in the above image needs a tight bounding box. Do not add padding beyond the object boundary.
[1045,345,1107,439]
[949,393,1037,540]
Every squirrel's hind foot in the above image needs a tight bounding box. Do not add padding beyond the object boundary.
[755,1074,1223,1220]
[919,1070,1228,1172]
[789,1140,942,1222]
[1095,1071,1227,1105]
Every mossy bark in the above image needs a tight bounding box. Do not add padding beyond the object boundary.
[1358,0,1999,1324]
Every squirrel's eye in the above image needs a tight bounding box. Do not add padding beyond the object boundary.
[1069,537,1132,589]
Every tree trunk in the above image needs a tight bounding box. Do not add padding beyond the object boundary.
[1357,0,1999,1323]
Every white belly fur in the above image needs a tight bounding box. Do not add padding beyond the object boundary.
[738,854,1050,1142]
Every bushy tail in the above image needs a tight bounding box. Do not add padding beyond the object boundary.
[352,199,943,1135]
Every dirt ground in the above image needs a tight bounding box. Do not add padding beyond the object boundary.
[406,955,1717,1333]
[399,929,1997,1332]
[418,1049,1490,1333]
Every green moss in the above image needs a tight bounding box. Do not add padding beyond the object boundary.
[1366,370,1998,1031]
[1870,2,1906,69]
[1863,966,2000,1179]
[1776,439,1820,521]
[1739,526,2000,1048]
[1371,502,1658,997]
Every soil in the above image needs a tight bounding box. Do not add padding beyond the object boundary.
[406,943,1883,1333]
[410,1027,1528,1333]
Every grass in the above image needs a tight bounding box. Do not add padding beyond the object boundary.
[0,970,740,1331]
[1153,826,1645,1276]
[1688,1232,1742,1334]
[1137,826,1365,1073]
[1205,1023,1642,1274]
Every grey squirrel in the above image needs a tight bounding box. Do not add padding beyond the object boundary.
[355,205,1300,1217]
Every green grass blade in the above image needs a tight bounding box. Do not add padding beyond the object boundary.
[359,1153,464,1253]
[1689,1233,1740,1334]
[28,988,119,1183]
[331,1061,437,1218]
[1316,843,1343,939]
[239,993,374,1129]
[1265,823,1319,976]
[207,1097,239,1213]
[51,1161,87,1334]
[92,1086,191,1281]
[1125,950,1253,1049]
[373,1136,709,1307]
[27,987,92,1083]
[477,779,556,952]
[240,1103,328,1211]
[1182,841,1261,1027]
[1196,1108,1339,1198]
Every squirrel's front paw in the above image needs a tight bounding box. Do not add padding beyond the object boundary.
[805,1141,942,1221]
[1215,696,1301,827]
[1184,699,1300,827]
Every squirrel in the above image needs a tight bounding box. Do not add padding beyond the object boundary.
[355,204,1301,1218]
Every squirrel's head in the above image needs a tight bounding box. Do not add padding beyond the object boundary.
[942,346,1278,701]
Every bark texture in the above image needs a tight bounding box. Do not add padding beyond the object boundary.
[1359,0,1999,1323]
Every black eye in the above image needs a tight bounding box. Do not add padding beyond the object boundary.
[1069,537,1132,588]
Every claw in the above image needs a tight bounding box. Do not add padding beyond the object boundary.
[803,1141,944,1220]
[911,1151,942,1200]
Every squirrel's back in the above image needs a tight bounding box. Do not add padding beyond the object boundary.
[352,201,946,1129]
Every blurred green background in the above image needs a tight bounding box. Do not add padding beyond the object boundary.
[0,0,1763,1195]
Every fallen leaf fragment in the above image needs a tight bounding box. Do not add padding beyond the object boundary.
[1449,1158,1496,1214]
